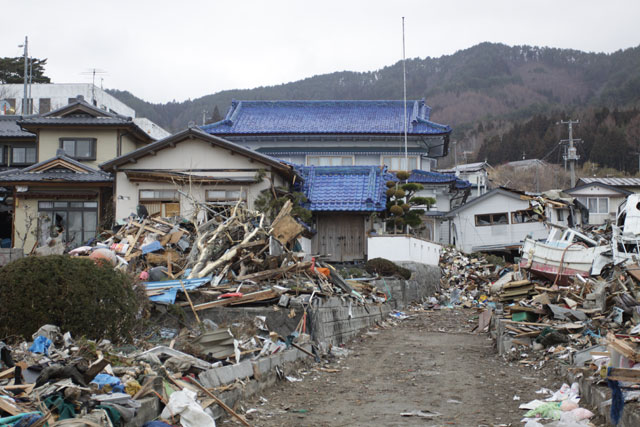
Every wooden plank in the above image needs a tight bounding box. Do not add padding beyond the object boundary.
[0,367,15,380]
[607,367,640,383]
[502,280,532,289]
[131,221,168,236]
[194,289,280,311]
[607,332,640,362]
[125,219,147,257]
[0,395,20,416]
[180,280,201,324]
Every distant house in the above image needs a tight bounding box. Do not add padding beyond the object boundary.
[445,188,573,254]
[295,165,390,262]
[0,97,155,250]
[437,161,491,200]
[565,181,632,225]
[201,99,451,171]
[0,83,170,140]
[101,127,295,222]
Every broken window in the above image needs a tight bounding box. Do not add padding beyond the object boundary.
[38,201,98,247]
[475,212,509,226]
[511,209,539,224]
[139,190,180,218]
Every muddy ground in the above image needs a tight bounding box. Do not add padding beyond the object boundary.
[239,308,604,427]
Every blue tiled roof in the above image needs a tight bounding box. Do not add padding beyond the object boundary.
[389,169,471,189]
[201,100,451,136]
[296,166,392,212]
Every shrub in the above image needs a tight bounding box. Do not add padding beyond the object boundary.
[0,255,144,342]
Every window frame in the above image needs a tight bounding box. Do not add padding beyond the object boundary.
[205,188,247,204]
[306,155,354,166]
[511,209,540,224]
[59,138,97,160]
[475,212,509,227]
[381,155,419,171]
[37,200,99,247]
[587,197,609,214]
[11,146,37,165]
[139,189,180,202]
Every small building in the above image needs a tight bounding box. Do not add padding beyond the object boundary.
[201,99,451,170]
[101,127,296,223]
[445,188,572,254]
[437,161,491,200]
[296,165,390,262]
[565,181,632,225]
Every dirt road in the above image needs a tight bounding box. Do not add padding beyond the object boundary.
[243,309,575,426]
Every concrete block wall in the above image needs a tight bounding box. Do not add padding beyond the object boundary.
[0,248,23,267]
[376,262,441,309]
[309,297,391,346]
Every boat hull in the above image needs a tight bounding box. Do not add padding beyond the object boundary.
[520,238,610,285]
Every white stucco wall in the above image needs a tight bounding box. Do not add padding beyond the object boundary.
[449,192,550,253]
[113,137,287,221]
[367,235,441,266]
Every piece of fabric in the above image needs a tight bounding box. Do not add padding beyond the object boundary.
[96,405,122,427]
[160,388,216,427]
[28,336,52,356]
[608,369,624,425]
[44,394,76,420]
[91,373,122,390]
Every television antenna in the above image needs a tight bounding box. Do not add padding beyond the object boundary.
[80,68,107,104]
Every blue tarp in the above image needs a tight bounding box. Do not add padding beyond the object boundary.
[28,336,51,356]
[144,277,212,304]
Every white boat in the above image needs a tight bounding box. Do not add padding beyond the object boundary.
[520,194,640,284]
[520,225,611,285]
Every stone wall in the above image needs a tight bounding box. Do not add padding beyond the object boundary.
[377,262,441,309]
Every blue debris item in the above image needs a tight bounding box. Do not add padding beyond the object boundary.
[144,277,212,304]
[141,241,163,255]
[608,367,625,425]
[142,422,173,427]
[0,412,43,426]
[28,336,52,356]
[200,99,451,136]
[91,373,122,389]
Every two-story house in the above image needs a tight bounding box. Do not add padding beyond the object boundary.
[0,97,154,250]
[200,99,451,171]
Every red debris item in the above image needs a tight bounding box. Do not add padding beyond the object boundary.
[218,292,243,299]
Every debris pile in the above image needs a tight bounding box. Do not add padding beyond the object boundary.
[0,316,313,426]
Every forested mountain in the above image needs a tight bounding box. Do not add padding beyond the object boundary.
[107,42,640,170]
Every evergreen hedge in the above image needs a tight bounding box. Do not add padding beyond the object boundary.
[0,255,143,342]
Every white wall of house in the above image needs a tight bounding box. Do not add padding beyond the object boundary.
[367,235,441,266]
[449,192,555,253]
[113,137,286,221]
[566,185,627,225]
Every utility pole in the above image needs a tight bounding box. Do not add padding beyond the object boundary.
[560,119,581,188]
[20,36,28,115]
[202,110,207,126]
[401,17,408,171]
[28,57,33,114]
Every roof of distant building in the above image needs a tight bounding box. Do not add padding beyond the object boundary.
[201,99,451,136]
[296,165,392,212]
[0,115,35,139]
[577,177,640,187]
[437,161,491,174]
[504,159,548,168]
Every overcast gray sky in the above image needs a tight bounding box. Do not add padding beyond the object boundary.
[3,0,639,104]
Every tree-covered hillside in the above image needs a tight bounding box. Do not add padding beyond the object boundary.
[107,42,640,169]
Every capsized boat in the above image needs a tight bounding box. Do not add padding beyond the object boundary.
[519,225,611,285]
